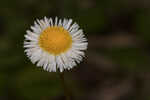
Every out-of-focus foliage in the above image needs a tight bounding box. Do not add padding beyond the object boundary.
[0,0,150,100]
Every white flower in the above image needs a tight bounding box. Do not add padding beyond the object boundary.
[24,17,88,72]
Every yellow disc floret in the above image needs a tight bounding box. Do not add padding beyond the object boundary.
[38,26,72,55]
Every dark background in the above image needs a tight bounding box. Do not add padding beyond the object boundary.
[0,0,150,100]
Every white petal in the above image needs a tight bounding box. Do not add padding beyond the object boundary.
[65,19,72,30]
[68,22,79,33]
[26,30,39,38]
[34,21,42,33]
[58,19,62,26]
[49,18,53,26]
[44,16,50,27]
[63,18,68,29]
[56,56,65,72]
[47,55,56,72]
[55,17,58,26]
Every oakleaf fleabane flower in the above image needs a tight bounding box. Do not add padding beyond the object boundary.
[24,17,88,72]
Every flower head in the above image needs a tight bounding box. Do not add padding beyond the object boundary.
[24,17,88,72]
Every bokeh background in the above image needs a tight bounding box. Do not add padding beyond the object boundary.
[0,0,150,100]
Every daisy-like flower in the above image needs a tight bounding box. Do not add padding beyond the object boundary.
[24,17,88,72]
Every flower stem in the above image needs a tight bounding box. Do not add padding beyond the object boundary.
[58,72,71,100]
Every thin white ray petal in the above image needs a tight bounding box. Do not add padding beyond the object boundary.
[26,30,39,39]
[69,22,79,33]
[24,44,37,48]
[58,19,62,26]
[34,21,42,32]
[65,19,72,30]
[49,18,53,26]
[30,26,40,33]
[37,19,44,29]
[56,56,64,72]
[24,35,38,41]
[44,16,50,27]
[55,17,58,26]
[24,41,38,45]
[63,18,68,28]
[40,20,47,29]
[47,55,56,72]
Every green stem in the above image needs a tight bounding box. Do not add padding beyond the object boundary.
[58,72,71,100]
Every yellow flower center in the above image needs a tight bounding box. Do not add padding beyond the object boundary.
[38,26,72,55]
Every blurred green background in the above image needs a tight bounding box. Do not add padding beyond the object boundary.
[0,0,150,100]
